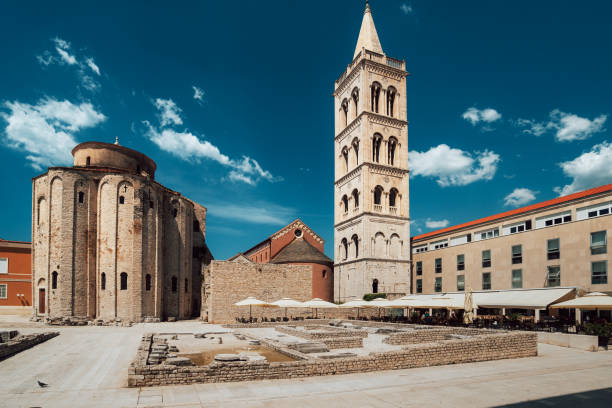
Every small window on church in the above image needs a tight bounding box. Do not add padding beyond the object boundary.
[149,200,154,209]
[185,279,189,293]
[294,229,302,238]
[173,208,178,218]
[172,276,178,292]
[193,219,200,232]
[120,272,128,290]
[322,270,327,278]
[145,274,151,291]
[86,156,91,166]
[78,192,84,203]
[101,272,106,290]
[52,271,58,289]
[119,196,125,205]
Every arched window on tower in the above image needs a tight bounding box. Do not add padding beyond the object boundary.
[371,82,381,113]
[352,189,359,209]
[341,238,348,260]
[389,188,399,208]
[51,271,58,289]
[341,99,349,127]
[351,234,359,258]
[372,134,382,163]
[120,272,128,290]
[352,138,359,165]
[351,87,359,120]
[145,274,151,291]
[388,137,398,166]
[374,185,384,206]
[342,147,349,172]
[101,273,106,290]
[387,86,397,117]
[341,195,349,213]
[119,196,125,205]
[78,191,84,204]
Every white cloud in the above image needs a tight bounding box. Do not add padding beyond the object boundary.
[462,107,502,125]
[192,86,204,103]
[426,219,449,229]
[85,57,100,75]
[0,98,106,170]
[144,98,280,185]
[206,203,293,225]
[400,3,412,14]
[555,141,612,196]
[36,37,101,91]
[504,188,537,207]
[516,110,607,142]
[409,144,500,187]
[154,98,183,127]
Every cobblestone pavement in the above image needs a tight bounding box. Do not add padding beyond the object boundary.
[0,318,611,407]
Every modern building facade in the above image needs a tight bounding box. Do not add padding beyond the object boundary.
[32,141,212,322]
[411,184,612,296]
[333,2,411,302]
[0,239,32,314]
[230,219,334,301]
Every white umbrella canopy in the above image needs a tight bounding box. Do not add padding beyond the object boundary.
[430,296,465,309]
[339,300,370,308]
[234,297,277,322]
[550,292,612,310]
[302,298,338,308]
[363,298,393,308]
[270,298,304,308]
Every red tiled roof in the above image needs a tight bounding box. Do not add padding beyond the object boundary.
[411,183,612,242]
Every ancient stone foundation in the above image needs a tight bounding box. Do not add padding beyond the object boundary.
[0,332,59,361]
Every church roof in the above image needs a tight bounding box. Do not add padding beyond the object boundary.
[354,1,384,58]
[270,238,333,266]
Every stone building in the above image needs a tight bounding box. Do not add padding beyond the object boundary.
[31,141,212,323]
[228,219,334,301]
[411,184,612,297]
[333,2,411,302]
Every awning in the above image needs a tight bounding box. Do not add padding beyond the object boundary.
[473,287,575,310]
[550,292,612,310]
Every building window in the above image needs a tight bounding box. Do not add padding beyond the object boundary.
[101,273,106,290]
[547,238,560,260]
[0,258,7,274]
[457,275,465,292]
[373,185,383,205]
[546,266,560,287]
[591,231,607,255]
[372,278,379,293]
[51,271,58,289]
[341,99,349,127]
[0,284,6,299]
[414,246,427,254]
[372,134,382,162]
[120,272,128,290]
[388,137,398,166]
[341,238,348,260]
[322,270,327,278]
[512,269,522,289]
[78,191,84,203]
[389,188,398,208]
[119,195,125,205]
[416,261,422,276]
[86,156,91,166]
[173,208,178,218]
[386,86,396,117]
[482,250,491,268]
[478,228,499,241]
[538,212,571,228]
[185,279,189,293]
[352,234,359,258]
[435,258,442,273]
[592,261,608,285]
[416,279,422,293]
[457,254,465,271]
[434,277,442,293]
[432,240,448,250]
[342,147,349,171]
[193,220,200,232]
[371,82,381,113]
[171,276,178,292]
[482,272,491,290]
[511,245,522,264]
[145,274,151,291]
[352,138,359,164]
[149,200,154,209]
[341,195,349,213]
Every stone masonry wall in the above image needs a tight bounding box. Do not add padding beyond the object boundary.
[206,261,312,324]
[384,327,494,345]
[0,332,59,361]
[128,331,537,386]
[275,326,369,339]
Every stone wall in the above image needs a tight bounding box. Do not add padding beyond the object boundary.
[0,332,59,361]
[205,261,312,324]
[275,325,369,339]
[128,331,537,387]
[384,327,493,345]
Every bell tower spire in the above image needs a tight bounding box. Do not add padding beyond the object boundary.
[354,0,384,58]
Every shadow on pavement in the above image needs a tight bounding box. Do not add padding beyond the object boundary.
[497,387,612,408]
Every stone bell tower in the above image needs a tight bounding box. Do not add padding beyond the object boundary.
[333,1,411,302]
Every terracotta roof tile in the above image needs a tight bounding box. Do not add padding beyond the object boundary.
[270,239,333,266]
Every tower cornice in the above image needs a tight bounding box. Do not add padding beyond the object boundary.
[334,55,408,96]
[335,162,409,185]
[334,211,410,229]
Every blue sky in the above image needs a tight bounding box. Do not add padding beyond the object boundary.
[1,1,611,259]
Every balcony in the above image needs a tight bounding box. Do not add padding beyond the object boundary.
[373,204,383,212]
[389,206,397,215]
[353,206,360,214]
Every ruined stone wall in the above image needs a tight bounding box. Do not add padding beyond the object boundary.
[384,327,495,345]
[0,332,60,361]
[206,261,312,324]
[128,331,537,386]
[275,325,369,339]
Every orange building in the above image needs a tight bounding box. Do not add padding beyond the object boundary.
[0,239,32,314]
[232,219,334,301]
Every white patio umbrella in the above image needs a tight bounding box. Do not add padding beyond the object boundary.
[363,297,392,318]
[550,292,612,310]
[301,298,338,318]
[234,297,277,321]
[270,298,304,317]
[339,299,369,319]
